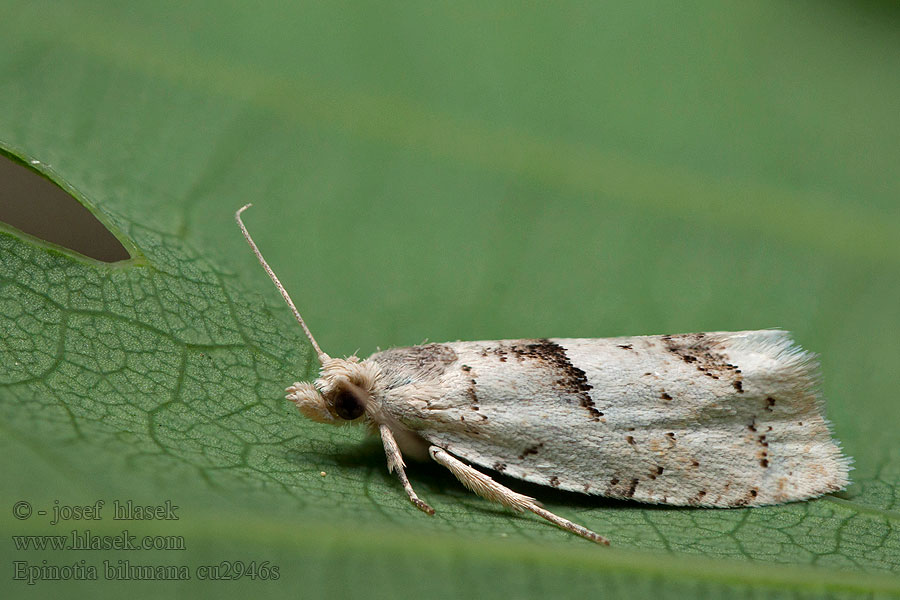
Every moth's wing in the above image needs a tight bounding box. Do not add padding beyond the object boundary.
[369,332,850,507]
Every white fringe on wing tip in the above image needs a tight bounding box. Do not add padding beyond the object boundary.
[724,329,820,383]
[725,329,854,481]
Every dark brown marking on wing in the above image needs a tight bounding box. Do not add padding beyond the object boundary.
[625,478,639,498]
[517,442,544,460]
[765,397,776,411]
[492,346,508,362]
[466,377,479,409]
[617,344,633,350]
[756,431,770,466]
[660,391,673,401]
[549,476,560,488]
[733,487,759,507]
[688,490,707,505]
[661,333,745,392]
[505,339,603,421]
[493,462,507,473]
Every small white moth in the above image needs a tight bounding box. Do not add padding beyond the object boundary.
[236,204,850,545]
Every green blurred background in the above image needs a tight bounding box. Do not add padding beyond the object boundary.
[1,1,898,598]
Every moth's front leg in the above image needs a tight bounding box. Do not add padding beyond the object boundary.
[428,445,609,545]
[379,424,435,515]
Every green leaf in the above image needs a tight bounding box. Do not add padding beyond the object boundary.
[2,2,899,598]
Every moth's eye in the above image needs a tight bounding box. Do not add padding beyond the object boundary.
[332,384,368,421]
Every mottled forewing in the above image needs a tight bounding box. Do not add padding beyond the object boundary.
[370,331,849,507]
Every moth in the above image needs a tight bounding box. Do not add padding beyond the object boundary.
[236,204,850,545]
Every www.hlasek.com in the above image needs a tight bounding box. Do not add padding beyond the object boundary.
[13,529,185,551]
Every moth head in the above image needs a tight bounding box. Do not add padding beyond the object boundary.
[285,356,379,425]
[235,206,380,426]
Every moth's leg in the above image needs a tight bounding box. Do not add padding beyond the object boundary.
[379,424,435,516]
[428,445,609,545]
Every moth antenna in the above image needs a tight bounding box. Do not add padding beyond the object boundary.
[235,204,329,363]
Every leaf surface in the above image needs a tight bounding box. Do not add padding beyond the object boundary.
[1,2,899,598]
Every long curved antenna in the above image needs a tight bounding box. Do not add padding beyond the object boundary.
[235,204,328,363]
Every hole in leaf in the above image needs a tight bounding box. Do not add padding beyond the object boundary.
[0,154,130,262]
